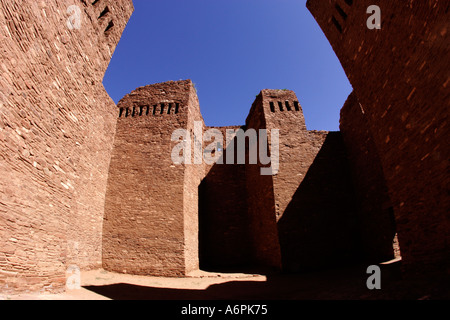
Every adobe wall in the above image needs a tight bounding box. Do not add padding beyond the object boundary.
[260,89,308,222]
[183,85,205,274]
[277,130,362,272]
[200,88,360,273]
[0,0,133,293]
[340,92,396,263]
[199,126,250,270]
[244,93,282,271]
[307,0,450,273]
[258,90,361,272]
[103,80,204,276]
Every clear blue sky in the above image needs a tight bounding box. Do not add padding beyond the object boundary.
[103,0,352,131]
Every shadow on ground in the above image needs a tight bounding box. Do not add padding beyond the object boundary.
[83,261,449,300]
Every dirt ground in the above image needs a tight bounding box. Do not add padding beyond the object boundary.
[2,259,448,300]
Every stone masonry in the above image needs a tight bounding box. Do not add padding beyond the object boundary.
[111,84,363,275]
[0,0,134,293]
[103,80,204,276]
[307,0,449,275]
[0,0,448,294]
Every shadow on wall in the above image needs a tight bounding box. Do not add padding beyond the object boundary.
[278,132,364,273]
[198,131,397,274]
[198,130,252,272]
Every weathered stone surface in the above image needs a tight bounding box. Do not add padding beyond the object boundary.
[340,92,396,263]
[1,0,447,296]
[307,0,449,274]
[103,80,204,276]
[0,0,133,293]
[105,84,362,275]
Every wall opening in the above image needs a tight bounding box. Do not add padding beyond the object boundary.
[332,16,343,33]
[270,102,275,113]
[98,6,110,19]
[285,101,292,111]
[335,4,348,21]
[278,101,284,111]
[105,20,114,34]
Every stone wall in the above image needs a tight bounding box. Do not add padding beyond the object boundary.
[103,80,204,276]
[340,92,396,263]
[258,90,361,272]
[199,126,250,270]
[307,0,450,274]
[244,93,282,271]
[0,0,133,293]
[234,89,361,273]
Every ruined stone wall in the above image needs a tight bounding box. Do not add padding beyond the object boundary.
[307,0,450,273]
[340,92,396,263]
[199,125,250,270]
[103,80,203,276]
[260,89,308,222]
[183,85,205,274]
[244,94,281,271]
[0,0,133,293]
[259,90,360,272]
[198,89,362,273]
[277,130,362,272]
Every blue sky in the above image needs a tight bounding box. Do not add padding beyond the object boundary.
[103,0,352,131]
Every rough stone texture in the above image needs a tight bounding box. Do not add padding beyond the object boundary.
[340,92,396,263]
[244,93,282,271]
[200,89,361,273]
[307,0,450,274]
[2,0,446,295]
[0,0,133,293]
[109,85,363,275]
[103,80,204,276]
[256,90,361,272]
[199,125,251,271]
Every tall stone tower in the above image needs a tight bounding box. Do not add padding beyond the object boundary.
[103,80,205,276]
[307,0,450,274]
[0,0,133,293]
[244,89,361,272]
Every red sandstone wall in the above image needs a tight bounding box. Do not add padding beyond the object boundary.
[103,80,204,276]
[183,86,205,274]
[340,92,396,263]
[277,131,362,272]
[307,0,450,273]
[260,90,308,222]
[199,126,250,270]
[259,90,360,272]
[244,93,282,271]
[0,0,133,293]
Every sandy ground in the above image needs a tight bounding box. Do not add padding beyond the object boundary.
[1,269,267,300]
[2,259,448,300]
